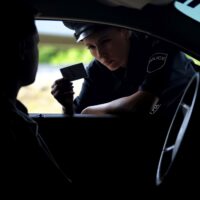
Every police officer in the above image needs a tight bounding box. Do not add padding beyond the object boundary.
[51,21,195,116]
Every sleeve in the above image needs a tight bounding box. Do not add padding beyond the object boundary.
[73,60,101,113]
[73,78,95,113]
[139,39,179,97]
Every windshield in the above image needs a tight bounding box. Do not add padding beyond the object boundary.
[174,0,200,22]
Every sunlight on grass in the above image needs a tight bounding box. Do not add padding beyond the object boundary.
[18,84,62,113]
[18,64,84,114]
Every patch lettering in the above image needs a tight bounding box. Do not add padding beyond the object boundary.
[147,53,168,73]
[149,104,161,115]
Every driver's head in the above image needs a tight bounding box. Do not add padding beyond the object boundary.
[3,2,39,87]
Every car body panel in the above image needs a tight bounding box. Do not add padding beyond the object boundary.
[29,0,200,60]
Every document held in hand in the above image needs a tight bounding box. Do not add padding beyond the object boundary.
[60,63,88,81]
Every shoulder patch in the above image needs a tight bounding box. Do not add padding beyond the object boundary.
[147,53,168,73]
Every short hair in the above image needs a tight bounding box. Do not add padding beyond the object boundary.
[4,2,37,41]
[2,2,38,64]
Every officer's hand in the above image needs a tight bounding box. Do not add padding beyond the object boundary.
[81,104,108,115]
[51,78,74,114]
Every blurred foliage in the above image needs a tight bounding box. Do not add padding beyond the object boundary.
[39,45,200,67]
[39,45,93,65]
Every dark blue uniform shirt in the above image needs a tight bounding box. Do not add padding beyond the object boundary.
[74,33,195,114]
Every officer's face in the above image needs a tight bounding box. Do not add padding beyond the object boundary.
[82,27,131,71]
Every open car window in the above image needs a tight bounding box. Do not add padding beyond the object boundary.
[18,19,199,114]
[18,20,93,114]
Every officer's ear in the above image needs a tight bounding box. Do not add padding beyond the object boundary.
[125,29,132,39]
[127,30,132,38]
[119,28,132,40]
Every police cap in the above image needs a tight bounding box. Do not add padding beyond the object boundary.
[63,21,110,42]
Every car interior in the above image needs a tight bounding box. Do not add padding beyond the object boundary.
[14,0,200,197]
